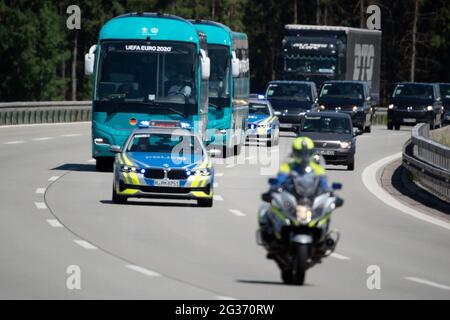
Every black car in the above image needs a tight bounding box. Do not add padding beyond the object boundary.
[388,82,444,130]
[296,112,361,171]
[317,80,375,133]
[265,81,319,130]
[437,83,450,124]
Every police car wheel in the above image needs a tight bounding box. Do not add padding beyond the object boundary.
[197,198,213,208]
[112,186,127,204]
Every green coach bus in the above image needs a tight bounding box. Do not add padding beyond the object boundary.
[191,20,250,157]
[85,12,211,171]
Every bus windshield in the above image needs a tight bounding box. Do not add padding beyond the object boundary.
[285,54,337,74]
[95,41,197,115]
[208,44,230,108]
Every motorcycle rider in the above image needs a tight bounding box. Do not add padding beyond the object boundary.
[259,137,331,245]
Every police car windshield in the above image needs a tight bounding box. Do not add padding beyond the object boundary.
[249,103,270,116]
[302,116,351,134]
[127,133,204,155]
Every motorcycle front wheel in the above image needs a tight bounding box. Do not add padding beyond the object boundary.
[292,245,309,285]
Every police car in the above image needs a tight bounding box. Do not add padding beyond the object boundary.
[247,96,280,147]
[110,121,215,207]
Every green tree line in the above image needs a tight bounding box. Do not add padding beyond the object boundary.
[0,0,449,104]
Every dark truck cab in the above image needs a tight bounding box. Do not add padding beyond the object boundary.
[438,83,450,123]
[265,81,319,130]
[317,80,375,133]
[388,83,444,130]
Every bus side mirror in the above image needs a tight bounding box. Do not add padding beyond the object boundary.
[200,49,210,80]
[232,51,240,78]
[84,45,97,75]
[109,145,121,153]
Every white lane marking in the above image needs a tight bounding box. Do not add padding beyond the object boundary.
[330,253,351,260]
[74,240,97,250]
[404,277,450,291]
[4,141,25,145]
[126,265,161,277]
[216,295,237,300]
[33,137,53,141]
[229,209,246,217]
[362,153,450,231]
[62,133,82,137]
[215,173,224,177]
[34,202,47,210]
[246,156,256,161]
[214,195,224,201]
[48,176,60,182]
[0,121,90,129]
[35,188,46,194]
[226,164,236,169]
[47,219,63,228]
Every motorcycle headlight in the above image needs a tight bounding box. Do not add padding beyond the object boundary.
[296,205,312,224]
[339,141,352,149]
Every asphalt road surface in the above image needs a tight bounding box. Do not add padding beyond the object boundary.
[0,123,449,299]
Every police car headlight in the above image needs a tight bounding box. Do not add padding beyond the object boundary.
[120,165,139,173]
[339,141,352,149]
[193,168,211,176]
[296,205,312,224]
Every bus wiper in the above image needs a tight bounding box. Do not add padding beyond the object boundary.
[208,103,222,110]
[134,101,188,118]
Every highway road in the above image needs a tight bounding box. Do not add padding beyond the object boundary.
[0,122,449,299]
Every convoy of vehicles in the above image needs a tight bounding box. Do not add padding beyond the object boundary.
[296,112,359,171]
[110,124,215,207]
[191,20,250,157]
[387,82,444,130]
[84,12,211,172]
[281,25,382,104]
[258,170,344,285]
[265,81,319,130]
[83,12,449,287]
[317,80,375,133]
[247,97,280,147]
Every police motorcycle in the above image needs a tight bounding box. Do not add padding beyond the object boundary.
[257,169,344,286]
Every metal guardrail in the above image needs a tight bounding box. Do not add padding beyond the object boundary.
[0,101,91,125]
[402,123,450,203]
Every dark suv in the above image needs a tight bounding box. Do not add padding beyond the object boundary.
[317,81,375,133]
[265,81,319,130]
[437,83,450,124]
[388,82,443,130]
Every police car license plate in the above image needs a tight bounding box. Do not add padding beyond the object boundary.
[154,180,180,187]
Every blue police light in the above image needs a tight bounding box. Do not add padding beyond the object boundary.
[138,120,151,128]
[181,122,192,129]
[140,169,146,174]
[186,170,191,176]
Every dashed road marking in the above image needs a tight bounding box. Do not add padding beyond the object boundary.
[4,141,25,145]
[74,240,98,250]
[34,202,47,210]
[35,188,46,194]
[229,209,246,217]
[33,137,53,141]
[48,176,60,182]
[216,295,237,300]
[62,134,82,137]
[47,219,63,228]
[404,277,450,290]
[226,164,236,169]
[214,195,224,201]
[126,265,161,277]
[215,173,224,177]
[330,253,351,260]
